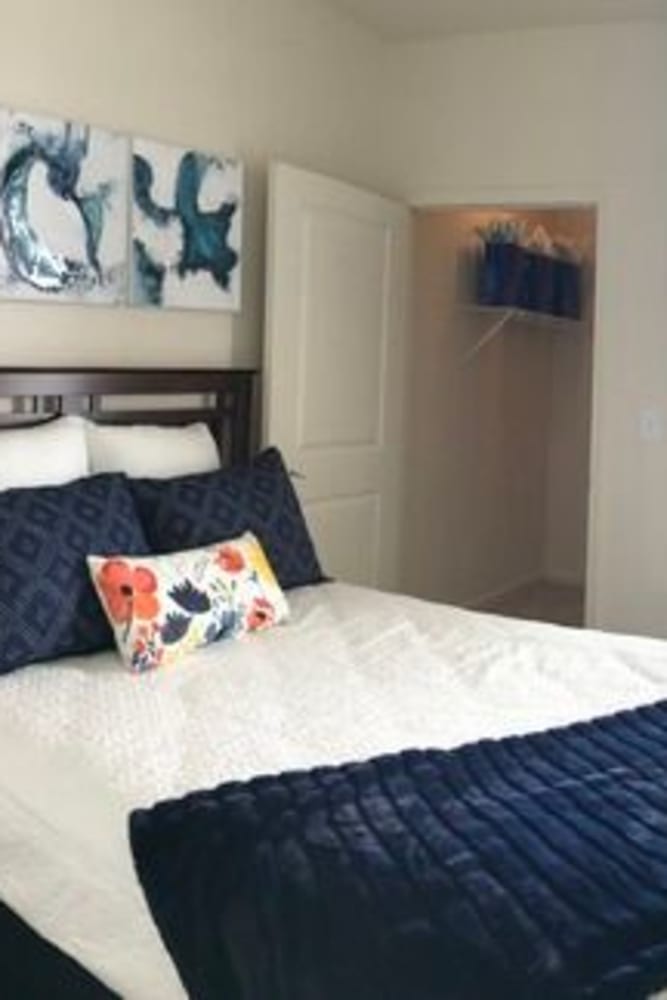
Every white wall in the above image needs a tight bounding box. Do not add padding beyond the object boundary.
[385,22,667,637]
[0,0,386,370]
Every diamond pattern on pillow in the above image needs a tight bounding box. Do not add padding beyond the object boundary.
[0,474,149,674]
[130,447,324,591]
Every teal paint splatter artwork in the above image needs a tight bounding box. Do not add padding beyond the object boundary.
[0,109,128,304]
[131,138,242,311]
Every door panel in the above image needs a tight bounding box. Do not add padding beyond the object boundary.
[305,493,380,587]
[297,209,389,449]
[264,163,409,590]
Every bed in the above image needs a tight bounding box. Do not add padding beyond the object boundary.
[2,368,667,1000]
[0,366,255,999]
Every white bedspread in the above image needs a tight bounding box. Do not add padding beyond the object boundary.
[2,582,667,998]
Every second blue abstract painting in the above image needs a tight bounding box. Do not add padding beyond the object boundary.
[131,138,242,311]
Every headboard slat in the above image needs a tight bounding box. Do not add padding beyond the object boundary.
[0,367,257,465]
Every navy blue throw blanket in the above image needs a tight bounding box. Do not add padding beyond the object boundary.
[130,700,667,1000]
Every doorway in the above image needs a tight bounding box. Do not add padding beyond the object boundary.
[404,203,596,628]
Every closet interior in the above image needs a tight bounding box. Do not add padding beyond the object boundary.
[405,205,596,627]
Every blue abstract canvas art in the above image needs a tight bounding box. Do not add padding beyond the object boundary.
[131,138,242,311]
[0,109,128,304]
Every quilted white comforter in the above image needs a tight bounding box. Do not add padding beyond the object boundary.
[2,582,667,998]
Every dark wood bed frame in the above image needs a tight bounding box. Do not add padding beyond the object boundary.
[0,366,257,464]
[0,365,257,999]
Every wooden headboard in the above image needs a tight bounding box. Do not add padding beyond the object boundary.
[0,367,256,465]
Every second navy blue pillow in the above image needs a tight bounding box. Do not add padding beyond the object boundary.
[0,474,149,675]
[130,447,324,591]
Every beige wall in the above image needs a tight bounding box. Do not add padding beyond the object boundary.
[406,208,552,606]
[406,206,593,607]
[385,22,667,637]
[0,0,386,370]
[544,210,596,586]
[2,6,666,638]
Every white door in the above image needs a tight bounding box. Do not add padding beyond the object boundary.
[264,163,410,591]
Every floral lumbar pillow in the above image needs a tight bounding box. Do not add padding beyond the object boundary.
[88,532,289,672]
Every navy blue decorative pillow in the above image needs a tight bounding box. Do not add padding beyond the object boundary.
[0,474,149,675]
[130,447,324,590]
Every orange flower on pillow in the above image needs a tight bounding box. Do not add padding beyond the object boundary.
[246,596,275,631]
[216,544,245,574]
[96,560,160,625]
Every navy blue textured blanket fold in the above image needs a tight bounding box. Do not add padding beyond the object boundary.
[130,700,667,1000]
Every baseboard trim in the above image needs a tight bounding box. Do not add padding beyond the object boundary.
[465,573,541,612]
[544,572,586,589]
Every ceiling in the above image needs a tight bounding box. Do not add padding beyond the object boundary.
[327,0,667,40]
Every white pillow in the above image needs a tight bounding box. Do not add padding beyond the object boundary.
[85,421,220,479]
[0,416,89,491]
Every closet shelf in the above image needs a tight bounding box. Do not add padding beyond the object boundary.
[458,305,585,365]
[461,304,585,332]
